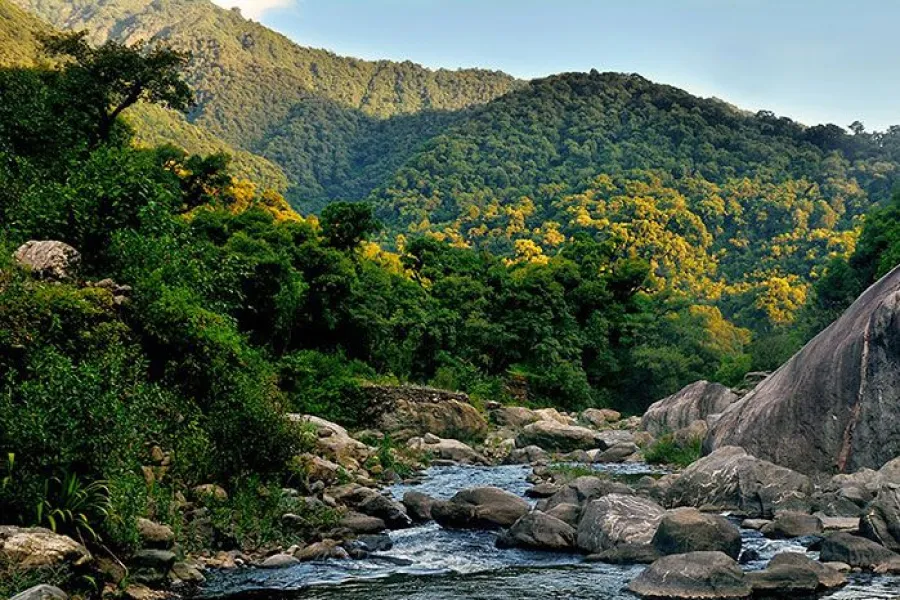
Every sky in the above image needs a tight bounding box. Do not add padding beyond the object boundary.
[211,0,899,131]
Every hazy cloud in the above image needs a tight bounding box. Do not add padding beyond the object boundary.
[211,0,295,19]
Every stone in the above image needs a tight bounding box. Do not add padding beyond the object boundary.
[652,507,742,559]
[0,526,91,569]
[295,539,349,561]
[496,511,576,551]
[768,552,846,589]
[860,484,900,551]
[586,543,660,564]
[706,266,900,475]
[432,487,529,530]
[408,436,488,465]
[506,444,550,465]
[10,585,68,600]
[672,419,709,447]
[353,489,411,529]
[525,483,560,498]
[641,380,738,437]
[339,511,386,534]
[122,584,168,600]
[667,446,812,518]
[545,503,581,528]
[761,511,824,539]
[170,561,206,586]
[402,491,435,522]
[533,408,576,425]
[129,549,176,586]
[745,565,820,595]
[294,453,342,484]
[260,553,300,569]
[593,442,639,463]
[136,518,174,549]
[741,519,771,531]
[287,414,372,466]
[371,386,488,442]
[541,476,632,512]
[515,420,601,453]
[14,241,81,281]
[819,532,900,568]
[491,406,540,428]
[594,429,635,450]
[575,494,665,553]
[192,484,228,501]
[580,408,621,427]
[627,551,751,599]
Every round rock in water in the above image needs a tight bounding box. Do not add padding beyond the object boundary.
[628,551,751,599]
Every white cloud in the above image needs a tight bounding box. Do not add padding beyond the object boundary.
[211,0,295,20]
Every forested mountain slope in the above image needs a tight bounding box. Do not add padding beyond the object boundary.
[13,0,522,208]
[374,71,900,326]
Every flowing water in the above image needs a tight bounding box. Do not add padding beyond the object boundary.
[201,464,900,599]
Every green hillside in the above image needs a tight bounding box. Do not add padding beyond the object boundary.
[12,0,522,207]
[0,0,49,66]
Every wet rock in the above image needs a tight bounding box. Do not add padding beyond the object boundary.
[260,553,300,569]
[761,511,824,539]
[706,266,900,474]
[575,494,665,554]
[515,420,601,452]
[594,430,635,450]
[137,518,174,550]
[541,476,632,512]
[627,551,751,599]
[593,442,639,463]
[354,489,412,529]
[130,549,176,586]
[641,380,738,437]
[819,532,899,568]
[295,539,349,561]
[652,507,742,559]
[496,511,576,551]
[402,491,435,522]
[0,526,91,569]
[860,484,900,551]
[667,446,811,518]
[586,543,660,564]
[339,511,386,534]
[525,482,560,498]
[10,585,68,600]
[432,487,529,530]
[504,445,549,465]
[745,564,819,596]
[768,552,846,589]
[409,436,488,465]
[545,502,581,528]
[14,241,81,281]
[170,560,206,586]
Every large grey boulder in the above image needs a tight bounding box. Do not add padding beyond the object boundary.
[819,532,899,568]
[760,511,823,539]
[860,484,900,551]
[432,487,529,530]
[627,551,751,599]
[14,241,81,281]
[575,494,664,553]
[10,585,68,600]
[408,435,488,465]
[496,511,575,551]
[706,265,900,475]
[767,552,846,589]
[515,420,601,452]
[667,446,812,518]
[539,476,631,513]
[642,381,738,436]
[0,526,91,570]
[651,507,741,559]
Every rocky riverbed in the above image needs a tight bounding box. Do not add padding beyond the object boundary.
[197,464,900,600]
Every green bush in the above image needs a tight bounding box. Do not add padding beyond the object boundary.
[279,350,375,426]
[644,434,703,467]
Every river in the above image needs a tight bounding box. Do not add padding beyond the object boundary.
[200,464,900,599]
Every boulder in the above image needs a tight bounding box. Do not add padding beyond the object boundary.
[496,511,576,551]
[339,511,386,534]
[641,380,738,436]
[515,420,600,452]
[409,436,487,465]
[14,241,81,281]
[593,442,639,463]
[745,565,820,596]
[372,386,488,442]
[0,526,91,569]
[260,553,300,569]
[10,585,68,600]
[401,491,435,522]
[594,430,635,450]
[295,539,349,561]
[587,543,660,564]
[575,494,665,553]
[294,453,342,484]
[667,446,812,518]
[533,408,576,425]
[492,406,541,428]
[860,485,900,552]
[767,552,846,589]
[760,511,823,539]
[525,482,560,498]
[672,420,709,447]
[432,487,529,530]
[580,408,621,427]
[819,532,900,568]
[545,503,582,528]
[130,549,176,586]
[651,507,742,559]
[627,551,751,599]
[540,476,632,512]
[136,519,174,550]
[287,415,371,465]
[706,265,900,475]
[354,490,411,529]
[505,445,549,465]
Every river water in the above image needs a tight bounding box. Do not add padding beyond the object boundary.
[201,464,900,599]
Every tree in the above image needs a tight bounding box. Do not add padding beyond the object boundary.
[42,32,192,145]
[319,202,381,250]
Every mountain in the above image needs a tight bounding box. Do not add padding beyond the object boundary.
[0,0,49,66]
[12,0,522,209]
[372,71,900,326]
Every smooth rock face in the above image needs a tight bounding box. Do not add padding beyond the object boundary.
[706,265,900,474]
[409,436,488,465]
[641,380,738,436]
[496,511,576,551]
[860,485,900,552]
[667,446,812,518]
[745,565,819,595]
[761,511,824,539]
[378,396,488,442]
[14,241,81,281]
[651,507,742,559]
[768,552,846,588]
[0,526,91,569]
[515,420,601,452]
[575,494,665,553]
[432,487,529,530]
[10,585,68,600]
[627,551,751,599]
[819,532,900,568]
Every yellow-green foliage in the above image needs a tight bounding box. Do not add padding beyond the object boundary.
[0,0,51,66]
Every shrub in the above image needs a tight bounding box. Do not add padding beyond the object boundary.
[278,350,375,426]
[644,434,703,467]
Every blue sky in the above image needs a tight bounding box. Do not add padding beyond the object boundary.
[213,0,899,131]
